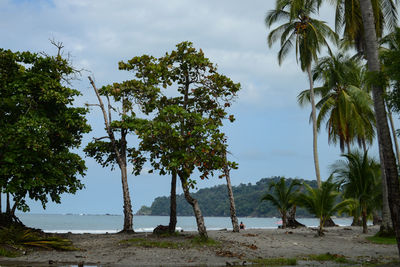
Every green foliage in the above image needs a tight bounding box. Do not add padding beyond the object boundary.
[0,48,90,211]
[136,177,318,217]
[266,0,337,71]
[250,257,297,266]
[382,27,400,114]
[331,150,381,231]
[121,41,240,186]
[297,177,354,235]
[261,178,301,227]
[0,226,77,251]
[298,51,375,152]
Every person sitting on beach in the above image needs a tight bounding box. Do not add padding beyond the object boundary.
[239,221,245,230]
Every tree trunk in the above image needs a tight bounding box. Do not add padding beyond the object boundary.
[388,110,400,166]
[120,161,134,232]
[282,212,287,229]
[362,206,368,234]
[88,76,134,233]
[287,205,306,228]
[224,156,239,233]
[179,173,207,239]
[379,146,393,233]
[359,0,400,256]
[373,210,382,226]
[307,66,321,188]
[6,193,10,214]
[169,170,177,233]
[351,216,362,226]
[318,217,324,236]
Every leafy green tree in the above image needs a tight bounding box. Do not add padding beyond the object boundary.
[123,42,240,238]
[84,73,150,233]
[266,0,337,188]
[261,178,301,229]
[297,177,353,236]
[0,47,90,224]
[298,51,375,153]
[331,150,381,233]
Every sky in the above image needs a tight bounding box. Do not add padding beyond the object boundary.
[1,0,385,215]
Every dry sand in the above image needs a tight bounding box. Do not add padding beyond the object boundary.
[0,225,398,266]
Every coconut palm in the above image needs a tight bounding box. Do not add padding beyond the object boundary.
[331,0,398,53]
[266,0,337,188]
[261,178,301,229]
[357,0,400,254]
[298,51,376,153]
[331,150,381,233]
[329,0,400,252]
[297,176,354,236]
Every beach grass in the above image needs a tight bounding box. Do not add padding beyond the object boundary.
[366,235,397,245]
[250,257,297,266]
[302,253,353,264]
[0,247,20,258]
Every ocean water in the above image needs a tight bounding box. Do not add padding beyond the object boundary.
[16,214,354,234]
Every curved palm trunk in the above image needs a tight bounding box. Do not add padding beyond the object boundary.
[224,156,239,232]
[359,0,400,256]
[307,66,321,188]
[179,173,207,238]
[169,170,177,233]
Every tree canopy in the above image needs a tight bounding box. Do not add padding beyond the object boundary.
[0,48,90,214]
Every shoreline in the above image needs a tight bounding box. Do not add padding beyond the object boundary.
[0,225,397,266]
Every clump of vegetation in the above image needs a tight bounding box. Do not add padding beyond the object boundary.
[366,235,397,245]
[250,257,297,266]
[121,234,220,249]
[189,236,220,247]
[0,225,77,253]
[302,253,352,264]
[0,247,20,258]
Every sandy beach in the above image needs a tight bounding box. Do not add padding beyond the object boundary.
[0,225,398,266]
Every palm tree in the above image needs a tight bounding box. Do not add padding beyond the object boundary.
[297,176,354,236]
[266,0,337,188]
[261,178,301,229]
[330,0,400,253]
[332,0,398,53]
[331,150,381,233]
[298,51,375,153]
[358,0,400,255]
